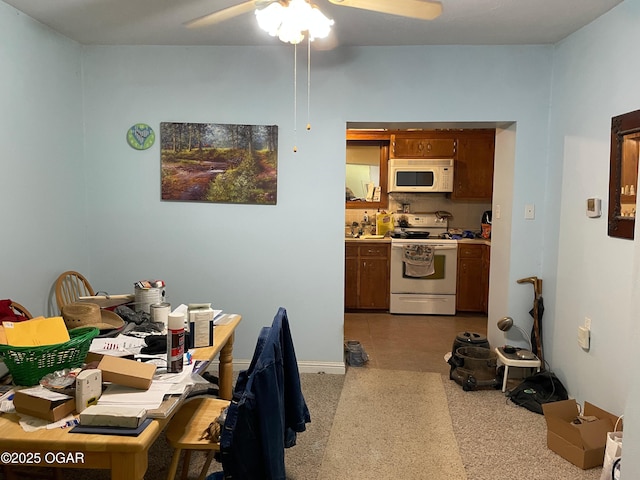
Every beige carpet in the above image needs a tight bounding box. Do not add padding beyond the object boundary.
[317,368,467,480]
[442,376,603,480]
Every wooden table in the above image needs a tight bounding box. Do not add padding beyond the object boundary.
[0,314,241,480]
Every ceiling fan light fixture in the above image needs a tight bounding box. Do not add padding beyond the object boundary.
[308,6,334,40]
[255,0,333,44]
[255,2,285,37]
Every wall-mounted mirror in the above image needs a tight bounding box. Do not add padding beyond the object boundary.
[345,139,389,210]
[609,109,640,239]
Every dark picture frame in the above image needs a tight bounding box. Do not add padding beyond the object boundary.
[608,110,640,239]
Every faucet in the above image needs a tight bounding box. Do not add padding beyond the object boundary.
[351,221,359,237]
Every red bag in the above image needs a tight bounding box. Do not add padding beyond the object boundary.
[0,299,29,323]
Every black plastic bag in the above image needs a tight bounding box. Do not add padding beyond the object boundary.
[507,371,568,414]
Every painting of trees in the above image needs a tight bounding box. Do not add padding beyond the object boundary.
[160,122,278,205]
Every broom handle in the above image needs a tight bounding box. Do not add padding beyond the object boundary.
[517,276,544,368]
[533,278,543,368]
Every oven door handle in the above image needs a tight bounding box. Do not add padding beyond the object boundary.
[392,244,458,251]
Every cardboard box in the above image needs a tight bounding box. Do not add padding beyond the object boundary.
[97,355,156,390]
[13,386,75,422]
[188,307,215,348]
[542,399,621,469]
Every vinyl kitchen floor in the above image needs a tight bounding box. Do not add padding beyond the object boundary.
[344,312,488,376]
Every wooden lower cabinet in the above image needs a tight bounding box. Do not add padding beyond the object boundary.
[481,244,490,313]
[345,242,390,310]
[345,245,359,310]
[456,243,490,313]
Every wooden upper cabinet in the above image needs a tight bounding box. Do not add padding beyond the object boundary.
[346,128,496,203]
[391,134,456,158]
[451,130,495,201]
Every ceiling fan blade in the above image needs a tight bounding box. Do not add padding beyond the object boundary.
[327,0,442,20]
[184,1,261,29]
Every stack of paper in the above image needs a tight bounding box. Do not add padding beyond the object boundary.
[98,383,170,410]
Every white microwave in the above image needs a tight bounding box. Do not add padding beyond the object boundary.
[388,158,454,193]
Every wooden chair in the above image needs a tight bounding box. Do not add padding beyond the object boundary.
[8,301,32,319]
[165,397,230,480]
[54,271,95,313]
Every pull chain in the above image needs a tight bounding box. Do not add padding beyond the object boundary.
[293,43,298,153]
[307,36,311,131]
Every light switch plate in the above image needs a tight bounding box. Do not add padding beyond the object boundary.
[578,326,590,350]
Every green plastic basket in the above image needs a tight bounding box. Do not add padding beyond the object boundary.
[0,326,99,386]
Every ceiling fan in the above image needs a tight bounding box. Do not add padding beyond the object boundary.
[184,0,443,31]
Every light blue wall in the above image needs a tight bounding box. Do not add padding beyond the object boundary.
[549,0,640,474]
[78,43,553,366]
[550,0,638,412]
[3,0,640,471]
[0,2,86,314]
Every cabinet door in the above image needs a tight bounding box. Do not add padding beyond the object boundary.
[456,244,484,312]
[359,257,390,309]
[358,244,390,310]
[345,243,390,311]
[392,137,456,158]
[481,245,491,314]
[345,245,359,309]
[452,132,495,200]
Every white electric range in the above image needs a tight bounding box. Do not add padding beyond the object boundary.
[390,213,458,315]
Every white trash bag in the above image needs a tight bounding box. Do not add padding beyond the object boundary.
[600,416,623,480]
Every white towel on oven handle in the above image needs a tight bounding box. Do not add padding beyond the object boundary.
[403,245,435,277]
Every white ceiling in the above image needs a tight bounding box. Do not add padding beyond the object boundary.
[4,0,623,47]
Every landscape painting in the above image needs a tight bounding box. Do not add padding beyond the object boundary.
[160,122,278,205]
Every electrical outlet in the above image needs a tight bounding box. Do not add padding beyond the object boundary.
[495,205,501,219]
[584,317,591,330]
[525,204,535,220]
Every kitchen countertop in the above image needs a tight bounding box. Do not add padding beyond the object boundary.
[345,236,391,242]
[345,237,490,245]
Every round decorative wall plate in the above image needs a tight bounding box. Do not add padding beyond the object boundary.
[127,123,155,150]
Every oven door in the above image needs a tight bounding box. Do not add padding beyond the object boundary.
[390,242,458,295]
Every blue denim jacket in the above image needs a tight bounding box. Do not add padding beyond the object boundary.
[220,307,311,479]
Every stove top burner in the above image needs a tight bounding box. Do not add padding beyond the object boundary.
[391,231,431,239]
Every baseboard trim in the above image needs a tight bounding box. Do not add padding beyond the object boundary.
[209,360,346,375]
[298,361,346,375]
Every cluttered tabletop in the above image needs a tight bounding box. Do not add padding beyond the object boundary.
[0,284,241,479]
